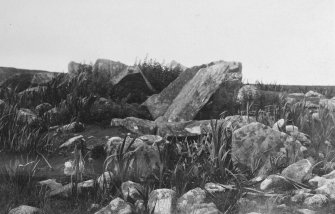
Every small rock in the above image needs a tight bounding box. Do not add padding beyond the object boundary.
[303,194,328,208]
[285,125,299,133]
[94,197,132,214]
[176,188,208,213]
[59,135,84,149]
[134,200,145,213]
[281,159,312,182]
[323,170,335,179]
[121,181,144,202]
[189,202,222,214]
[297,209,316,214]
[138,135,163,145]
[308,176,327,188]
[148,189,177,214]
[305,91,324,98]
[35,103,52,116]
[273,119,285,131]
[260,175,293,191]
[291,189,313,203]
[8,205,42,214]
[315,178,335,199]
[57,122,85,133]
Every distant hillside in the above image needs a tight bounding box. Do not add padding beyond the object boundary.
[0,67,57,92]
[251,83,335,98]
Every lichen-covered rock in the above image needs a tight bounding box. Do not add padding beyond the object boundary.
[148,189,177,214]
[232,122,302,179]
[260,175,294,191]
[303,194,328,208]
[94,197,133,214]
[281,159,312,182]
[121,181,144,202]
[8,205,42,214]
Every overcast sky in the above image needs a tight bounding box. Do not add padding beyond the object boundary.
[1,0,334,85]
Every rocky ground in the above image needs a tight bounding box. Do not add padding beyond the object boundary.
[1,59,335,214]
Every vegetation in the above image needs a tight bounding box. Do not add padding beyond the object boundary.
[1,60,335,213]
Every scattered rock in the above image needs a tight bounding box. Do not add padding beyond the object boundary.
[148,189,177,214]
[232,122,302,179]
[57,122,85,133]
[281,159,312,182]
[308,176,328,188]
[121,181,144,202]
[305,91,324,98]
[8,205,42,214]
[303,194,328,208]
[224,115,256,129]
[111,117,156,135]
[94,197,133,214]
[315,178,335,199]
[297,209,316,214]
[59,135,84,149]
[38,179,63,195]
[291,189,313,203]
[68,61,82,76]
[35,103,52,116]
[31,72,56,85]
[286,125,299,133]
[260,174,294,191]
[176,188,211,213]
[138,135,164,145]
[17,108,38,125]
[237,85,260,104]
[272,119,285,131]
[189,202,222,214]
[93,59,139,85]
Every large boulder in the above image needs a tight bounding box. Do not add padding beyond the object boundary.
[143,61,242,121]
[232,122,302,179]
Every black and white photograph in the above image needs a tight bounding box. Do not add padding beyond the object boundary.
[0,0,335,213]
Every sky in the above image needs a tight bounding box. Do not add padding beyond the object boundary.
[1,0,334,85]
